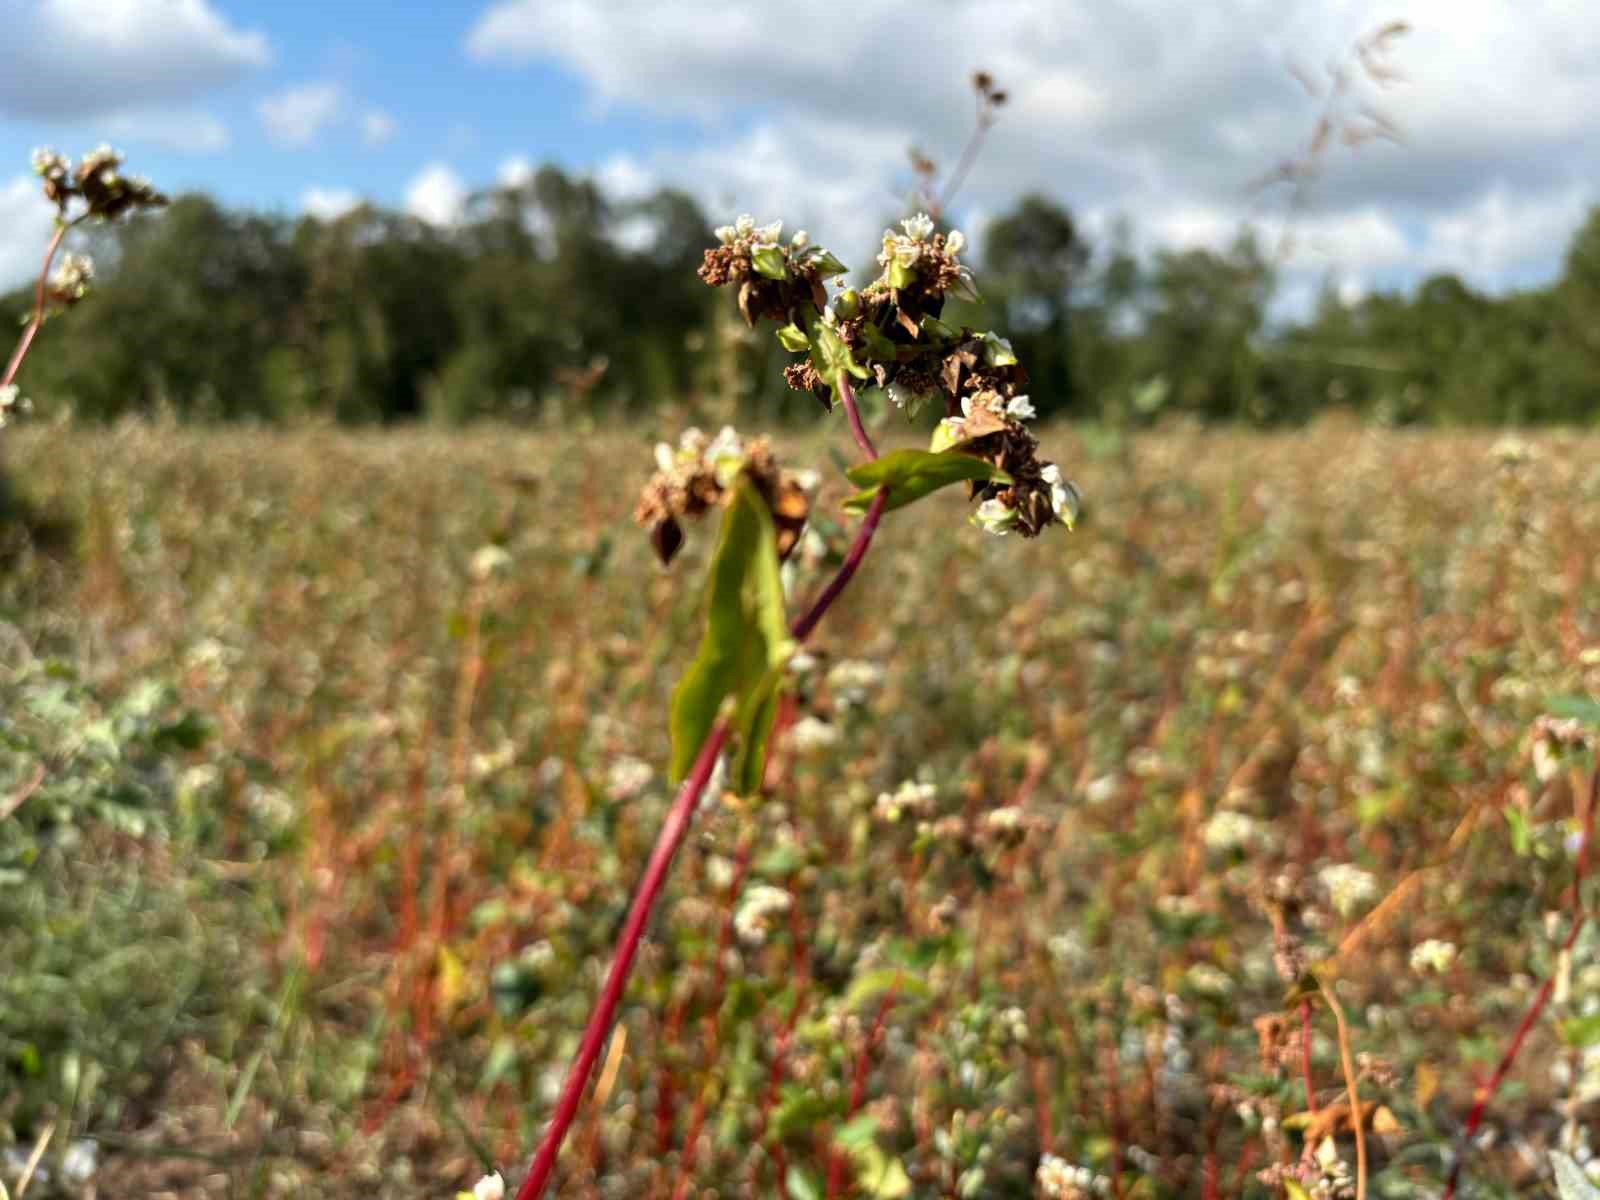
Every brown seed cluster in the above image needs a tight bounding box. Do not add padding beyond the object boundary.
[33,145,167,222]
[634,428,811,567]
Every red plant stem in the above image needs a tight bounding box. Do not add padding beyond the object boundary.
[791,488,887,642]
[1300,1000,1317,1115]
[3,221,71,390]
[1442,765,1599,1200]
[516,450,893,1199]
[514,719,730,1200]
[825,981,900,1198]
[837,374,879,463]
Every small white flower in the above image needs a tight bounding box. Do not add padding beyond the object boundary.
[1202,809,1263,854]
[606,756,654,801]
[470,544,512,581]
[0,384,29,427]
[791,229,809,248]
[789,715,840,754]
[1409,938,1458,974]
[734,884,792,944]
[1005,394,1036,421]
[50,252,94,300]
[472,1172,506,1200]
[901,213,936,241]
[1185,962,1234,996]
[752,219,783,245]
[973,497,1018,536]
[734,214,756,239]
[827,659,886,703]
[32,147,68,177]
[875,779,936,822]
[930,416,967,451]
[714,224,737,245]
[981,331,1017,366]
[944,229,966,256]
[1320,862,1380,917]
[654,441,676,472]
[1040,463,1082,528]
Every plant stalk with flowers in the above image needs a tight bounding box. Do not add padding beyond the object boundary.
[512,209,1080,1198]
[0,147,166,428]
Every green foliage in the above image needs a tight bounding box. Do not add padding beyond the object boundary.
[668,480,794,785]
[843,448,1012,513]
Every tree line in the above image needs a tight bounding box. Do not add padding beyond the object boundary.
[8,163,1600,427]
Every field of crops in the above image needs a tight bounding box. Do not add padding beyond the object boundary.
[3,420,1600,1198]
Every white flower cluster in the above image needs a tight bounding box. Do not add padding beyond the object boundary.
[1203,809,1265,854]
[470,543,512,581]
[654,424,747,486]
[826,659,886,705]
[1409,938,1457,974]
[877,212,963,270]
[713,213,783,248]
[50,252,94,302]
[788,715,840,754]
[459,1172,504,1200]
[874,779,937,823]
[606,755,654,801]
[1036,1154,1111,1198]
[972,464,1079,537]
[31,147,68,178]
[734,884,792,944]
[1319,862,1380,917]
[0,384,28,428]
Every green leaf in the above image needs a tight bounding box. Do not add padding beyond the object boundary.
[858,322,899,363]
[731,663,785,795]
[843,966,930,1011]
[980,331,1017,366]
[1553,1152,1600,1200]
[843,449,1012,514]
[786,1167,824,1200]
[751,245,789,281]
[808,250,849,278]
[776,322,810,352]
[1547,695,1600,726]
[1560,1013,1600,1049]
[810,319,871,387]
[920,315,958,342]
[669,482,794,784]
[886,260,915,290]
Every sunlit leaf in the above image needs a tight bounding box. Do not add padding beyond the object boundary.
[843,449,1011,514]
[669,482,793,784]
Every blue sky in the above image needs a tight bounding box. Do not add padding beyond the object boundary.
[3,0,1600,316]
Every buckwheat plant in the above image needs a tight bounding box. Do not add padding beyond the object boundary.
[0,146,166,424]
[513,210,1080,1197]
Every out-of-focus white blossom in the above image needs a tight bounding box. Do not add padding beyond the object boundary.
[606,756,654,801]
[973,497,1018,536]
[1036,1153,1111,1198]
[1410,938,1458,974]
[1203,809,1264,854]
[1320,862,1380,917]
[875,779,936,822]
[789,715,840,754]
[734,884,792,944]
[1005,394,1036,421]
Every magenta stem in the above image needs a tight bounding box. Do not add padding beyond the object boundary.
[514,453,893,1198]
[515,718,731,1200]
[3,222,69,390]
[838,374,879,463]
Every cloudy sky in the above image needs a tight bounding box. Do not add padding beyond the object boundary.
[2,0,1597,313]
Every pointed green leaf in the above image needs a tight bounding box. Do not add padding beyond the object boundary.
[843,449,1011,514]
[1547,696,1600,726]
[808,250,849,278]
[810,319,871,385]
[776,322,810,352]
[669,482,793,784]
[732,663,786,796]
[751,245,789,281]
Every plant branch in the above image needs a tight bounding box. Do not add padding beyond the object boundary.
[3,219,74,391]
[838,374,879,463]
[516,450,893,1198]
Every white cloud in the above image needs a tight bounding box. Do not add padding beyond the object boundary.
[103,107,230,153]
[595,154,656,202]
[0,175,61,292]
[361,109,397,148]
[465,0,1600,294]
[259,81,345,149]
[405,163,468,227]
[0,0,269,119]
[497,155,535,189]
[302,187,363,222]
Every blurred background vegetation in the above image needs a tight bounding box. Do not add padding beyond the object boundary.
[9,164,1600,432]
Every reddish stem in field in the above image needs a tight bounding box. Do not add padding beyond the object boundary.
[1442,765,1599,1200]
[515,428,892,1199]
[1300,1000,1317,1115]
[837,374,879,464]
[3,221,72,391]
[825,979,900,1198]
[514,719,730,1200]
